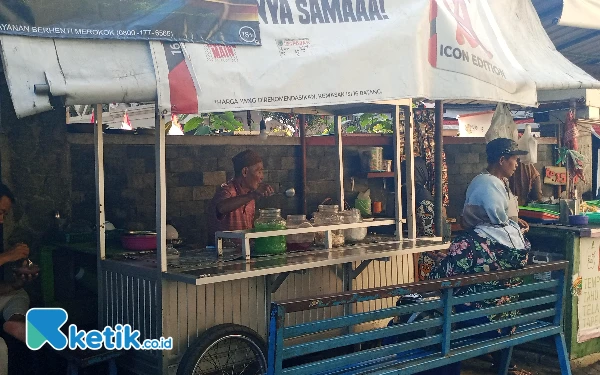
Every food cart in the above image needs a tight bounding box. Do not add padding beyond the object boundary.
[93,100,450,374]
[0,2,598,374]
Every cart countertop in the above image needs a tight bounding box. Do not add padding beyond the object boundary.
[529,223,600,237]
[102,238,449,285]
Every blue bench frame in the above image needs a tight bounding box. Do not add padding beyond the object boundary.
[268,261,571,375]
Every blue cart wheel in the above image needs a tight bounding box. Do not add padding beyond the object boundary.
[177,323,267,375]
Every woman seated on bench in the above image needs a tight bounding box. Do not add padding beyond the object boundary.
[428,138,531,375]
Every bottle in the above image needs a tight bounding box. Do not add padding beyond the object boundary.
[286,215,314,252]
[254,208,287,256]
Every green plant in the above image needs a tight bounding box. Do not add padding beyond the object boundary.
[177,112,244,135]
[357,113,393,133]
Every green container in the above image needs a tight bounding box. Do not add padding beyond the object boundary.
[525,203,560,214]
[253,209,287,256]
[584,212,600,224]
[355,198,372,217]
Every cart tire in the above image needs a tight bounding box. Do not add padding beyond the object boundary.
[177,323,267,375]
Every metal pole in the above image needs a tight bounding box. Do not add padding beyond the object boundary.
[154,105,168,374]
[94,104,105,328]
[434,100,444,237]
[299,115,308,215]
[156,105,167,273]
[334,116,345,208]
[568,99,577,199]
[391,106,403,241]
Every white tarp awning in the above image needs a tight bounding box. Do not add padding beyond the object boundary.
[2,0,599,118]
[560,0,600,30]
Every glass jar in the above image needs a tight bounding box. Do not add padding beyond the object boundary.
[286,215,314,252]
[341,208,367,242]
[254,208,287,256]
[314,205,345,247]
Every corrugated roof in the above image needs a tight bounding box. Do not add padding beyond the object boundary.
[532,0,600,77]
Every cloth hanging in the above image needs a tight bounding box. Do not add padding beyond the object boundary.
[401,109,449,208]
[508,163,542,206]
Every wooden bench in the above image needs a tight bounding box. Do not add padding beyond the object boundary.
[267,261,571,375]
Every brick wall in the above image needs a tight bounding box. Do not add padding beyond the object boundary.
[0,83,71,249]
[445,142,555,219]
[69,139,390,246]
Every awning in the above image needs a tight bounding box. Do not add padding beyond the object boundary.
[2,0,600,118]
[559,0,600,30]
[0,36,156,118]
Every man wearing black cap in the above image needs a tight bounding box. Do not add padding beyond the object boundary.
[208,150,273,244]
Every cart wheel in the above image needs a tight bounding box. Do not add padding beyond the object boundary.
[177,323,267,375]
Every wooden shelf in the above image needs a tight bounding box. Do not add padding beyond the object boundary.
[367,172,394,178]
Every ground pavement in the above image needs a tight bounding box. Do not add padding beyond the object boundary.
[461,355,600,375]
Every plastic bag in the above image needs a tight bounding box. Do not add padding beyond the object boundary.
[517,124,538,164]
[355,189,372,216]
[485,103,518,143]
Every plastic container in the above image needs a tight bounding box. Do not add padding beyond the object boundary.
[585,212,600,224]
[254,208,287,256]
[286,215,314,252]
[569,214,589,226]
[369,147,384,171]
[121,231,157,250]
[314,205,345,247]
[341,209,367,242]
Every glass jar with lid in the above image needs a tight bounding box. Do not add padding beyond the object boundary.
[286,215,314,251]
[254,208,287,256]
[314,204,345,247]
[341,208,367,242]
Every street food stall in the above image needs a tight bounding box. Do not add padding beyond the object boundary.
[1,1,600,374]
[94,101,451,374]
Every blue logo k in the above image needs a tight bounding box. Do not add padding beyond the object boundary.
[26,308,68,350]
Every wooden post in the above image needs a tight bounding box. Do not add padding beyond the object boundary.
[334,115,345,208]
[299,114,308,215]
[156,105,167,273]
[391,106,403,241]
[403,105,416,239]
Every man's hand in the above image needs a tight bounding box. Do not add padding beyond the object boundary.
[252,184,274,198]
[3,243,29,263]
[518,218,530,234]
[11,259,39,290]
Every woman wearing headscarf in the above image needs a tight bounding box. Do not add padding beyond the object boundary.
[428,138,531,375]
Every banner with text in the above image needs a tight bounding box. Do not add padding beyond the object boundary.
[155,0,538,113]
[0,0,260,45]
[578,238,600,343]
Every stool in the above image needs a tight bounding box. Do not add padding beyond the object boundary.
[56,348,122,375]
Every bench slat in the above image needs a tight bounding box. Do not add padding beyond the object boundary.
[451,308,556,341]
[282,335,442,375]
[368,325,562,375]
[277,262,568,313]
[452,279,558,306]
[283,299,443,339]
[450,294,558,324]
[283,317,442,359]
[451,321,552,350]
[308,349,440,375]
